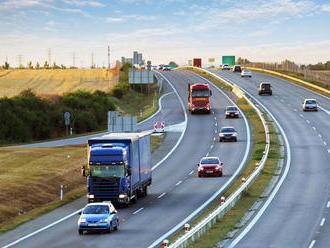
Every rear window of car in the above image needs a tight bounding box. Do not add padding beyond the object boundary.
[306,100,316,104]
[201,158,219,164]
[227,107,237,111]
[221,128,235,132]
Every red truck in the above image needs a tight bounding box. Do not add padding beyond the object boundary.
[193,58,202,68]
[188,83,212,114]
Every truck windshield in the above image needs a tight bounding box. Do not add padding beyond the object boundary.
[90,165,125,178]
[192,89,209,97]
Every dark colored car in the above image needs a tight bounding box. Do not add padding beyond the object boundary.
[232,65,242,72]
[225,106,239,118]
[198,157,223,177]
[219,126,238,142]
[258,82,272,95]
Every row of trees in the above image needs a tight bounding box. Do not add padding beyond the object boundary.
[1,61,69,70]
[0,89,116,143]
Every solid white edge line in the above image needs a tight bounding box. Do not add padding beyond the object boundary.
[1,209,82,248]
[308,240,316,248]
[221,75,292,248]
[2,71,188,248]
[151,72,188,171]
[138,92,173,125]
[148,71,251,248]
[320,218,325,226]
[319,106,330,116]
[133,208,144,215]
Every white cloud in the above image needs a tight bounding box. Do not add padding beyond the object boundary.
[321,4,330,12]
[106,17,123,23]
[62,0,105,7]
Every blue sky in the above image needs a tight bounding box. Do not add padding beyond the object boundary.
[1,0,330,67]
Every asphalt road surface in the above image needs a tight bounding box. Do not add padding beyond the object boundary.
[211,69,330,248]
[0,70,251,248]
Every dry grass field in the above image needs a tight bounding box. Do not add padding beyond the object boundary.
[0,68,118,97]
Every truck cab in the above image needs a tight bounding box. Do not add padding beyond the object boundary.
[82,133,152,206]
[188,83,212,114]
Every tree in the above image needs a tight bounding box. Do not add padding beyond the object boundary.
[27,61,33,69]
[52,62,60,69]
[61,64,66,69]
[169,61,178,67]
[43,61,49,69]
[2,62,9,69]
[35,62,40,69]
[236,57,251,65]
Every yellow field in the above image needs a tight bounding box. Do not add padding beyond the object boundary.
[0,68,118,97]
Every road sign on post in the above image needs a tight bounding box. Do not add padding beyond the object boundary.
[64,112,70,136]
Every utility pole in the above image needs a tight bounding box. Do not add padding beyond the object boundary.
[91,52,94,68]
[108,44,110,69]
[72,52,76,68]
[48,48,51,66]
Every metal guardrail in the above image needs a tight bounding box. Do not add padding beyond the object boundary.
[168,67,270,248]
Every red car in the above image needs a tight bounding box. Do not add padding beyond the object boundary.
[198,157,223,177]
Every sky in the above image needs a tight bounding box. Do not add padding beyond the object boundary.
[1,0,330,67]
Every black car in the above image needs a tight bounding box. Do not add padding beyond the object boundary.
[225,106,239,118]
[219,126,238,142]
[258,82,272,95]
[232,65,242,72]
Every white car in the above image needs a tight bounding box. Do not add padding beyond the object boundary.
[241,69,252,77]
[219,126,238,142]
[222,64,230,70]
[302,99,318,111]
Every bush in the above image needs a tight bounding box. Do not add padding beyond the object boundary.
[111,81,130,98]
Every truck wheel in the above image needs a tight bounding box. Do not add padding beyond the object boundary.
[144,186,148,197]
[219,138,222,142]
[234,138,237,142]
[78,229,83,235]
[131,195,137,204]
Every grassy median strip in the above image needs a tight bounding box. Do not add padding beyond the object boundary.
[167,68,280,247]
[0,135,164,233]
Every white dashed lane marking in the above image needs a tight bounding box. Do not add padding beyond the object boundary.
[320,218,325,226]
[308,240,316,248]
[312,126,316,131]
[175,180,182,186]
[327,201,330,208]
[189,170,194,175]
[157,193,166,199]
[133,208,144,215]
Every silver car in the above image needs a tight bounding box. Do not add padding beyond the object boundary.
[219,126,238,142]
[225,106,239,118]
[241,69,252,77]
[303,99,318,111]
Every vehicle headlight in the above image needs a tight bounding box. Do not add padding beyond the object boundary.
[199,166,204,171]
[119,193,128,199]
[232,133,238,137]
[79,218,86,224]
[87,194,94,199]
[235,112,238,115]
[100,218,109,223]
[219,133,224,137]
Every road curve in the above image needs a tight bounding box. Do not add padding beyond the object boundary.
[211,70,330,248]
[0,70,251,248]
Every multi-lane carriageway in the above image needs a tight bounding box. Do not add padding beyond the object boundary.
[0,68,329,248]
[0,70,251,248]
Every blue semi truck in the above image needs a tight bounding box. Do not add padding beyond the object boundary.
[81,132,152,206]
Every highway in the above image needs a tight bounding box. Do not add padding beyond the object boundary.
[210,69,330,248]
[0,70,251,248]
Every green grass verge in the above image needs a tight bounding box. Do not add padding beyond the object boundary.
[167,68,280,247]
[0,135,165,234]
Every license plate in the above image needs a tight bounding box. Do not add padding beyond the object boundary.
[206,171,213,173]
[88,224,98,226]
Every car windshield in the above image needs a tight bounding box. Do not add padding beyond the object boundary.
[227,107,237,111]
[83,205,109,214]
[201,158,219,164]
[192,89,209,97]
[221,128,235,133]
[244,70,250,73]
[306,100,316,104]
